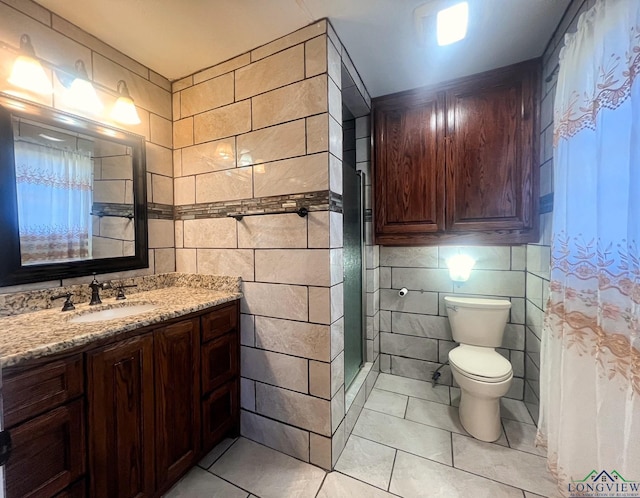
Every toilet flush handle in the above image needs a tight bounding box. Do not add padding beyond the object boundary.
[447,305,458,312]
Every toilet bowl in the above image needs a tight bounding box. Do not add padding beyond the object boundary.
[445,296,512,442]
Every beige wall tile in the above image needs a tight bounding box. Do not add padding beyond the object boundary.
[309,286,331,325]
[172,75,193,92]
[172,92,181,120]
[308,211,329,248]
[194,53,251,84]
[331,386,345,433]
[256,383,331,436]
[380,247,438,268]
[330,212,343,249]
[241,378,255,410]
[240,410,310,462]
[460,270,525,298]
[331,283,344,323]
[174,117,194,149]
[392,268,452,293]
[328,78,341,121]
[175,220,183,248]
[145,143,172,177]
[305,35,327,78]
[182,138,236,175]
[255,316,330,361]
[154,248,176,273]
[329,116,342,160]
[149,70,170,91]
[183,217,237,248]
[331,317,344,360]
[237,120,305,165]
[309,433,332,470]
[150,114,172,148]
[236,45,304,100]
[195,167,253,203]
[240,314,255,346]
[238,213,307,248]
[330,154,342,194]
[194,100,251,143]
[306,113,329,154]
[176,248,196,273]
[148,219,174,248]
[255,249,330,286]
[242,346,308,393]
[310,360,331,399]
[241,282,308,321]
[6,0,50,26]
[197,249,254,281]
[151,174,173,204]
[327,37,341,88]
[173,149,182,177]
[439,246,511,271]
[174,176,195,205]
[253,152,329,197]
[331,352,344,397]
[252,75,328,129]
[181,72,234,117]
[330,248,343,286]
[251,20,327,62]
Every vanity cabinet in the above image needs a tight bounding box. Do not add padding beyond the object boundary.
[373,59,540,245]
[3,298,241,498]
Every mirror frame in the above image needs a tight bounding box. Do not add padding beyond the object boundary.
[0,94,148,286]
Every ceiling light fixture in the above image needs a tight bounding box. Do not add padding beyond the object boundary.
[8,34,53,95]
[437,2,469,46]
[68,60,104,115]
[110,80,141,125]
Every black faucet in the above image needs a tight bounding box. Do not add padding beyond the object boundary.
[89,274,111,305]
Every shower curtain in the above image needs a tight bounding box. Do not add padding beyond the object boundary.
[537,0,640,495]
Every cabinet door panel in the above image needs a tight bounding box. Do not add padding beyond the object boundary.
[5,399,84,498]
[87,334,154,498]
[374,91,445,243]
[201,332,238,395]
[202,380,239,453]
[446,62,538,234]
[155,318,200,490]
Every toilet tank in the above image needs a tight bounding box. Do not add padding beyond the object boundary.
[444,296,511,347]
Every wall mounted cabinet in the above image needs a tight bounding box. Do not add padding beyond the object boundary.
[373,59,540,245]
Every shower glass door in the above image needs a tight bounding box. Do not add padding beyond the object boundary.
[343,162,364,389]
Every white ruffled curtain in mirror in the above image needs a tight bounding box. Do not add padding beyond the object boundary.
[538,0,640,495]
[15,140,93,265]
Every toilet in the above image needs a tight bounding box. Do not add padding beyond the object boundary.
[445,296,513,442]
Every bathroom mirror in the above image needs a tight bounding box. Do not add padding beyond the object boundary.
[0,94,148,285]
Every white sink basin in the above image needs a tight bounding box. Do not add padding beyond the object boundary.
[69,304,158,323]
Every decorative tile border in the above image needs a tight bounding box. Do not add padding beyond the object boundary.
[175,191,332,220]
[147,202,174,220]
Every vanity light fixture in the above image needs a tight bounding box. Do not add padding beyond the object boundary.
[446,253,475,282]
[8,34,53,95]
[68,60,104,115]
[110,80,141,125]
[437,1,469,46]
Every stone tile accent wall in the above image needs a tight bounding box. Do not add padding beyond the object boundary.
[524,0,594,425]
[378,246,527,400]
[0,0,175,292]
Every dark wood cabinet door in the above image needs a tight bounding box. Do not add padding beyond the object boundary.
[445,60,539,241]
[373,89,445,244]
[202,380,239,453]
[87,334,155,498]
[154,318,200,491]
[5,399,85,498]
[201,332,239,396]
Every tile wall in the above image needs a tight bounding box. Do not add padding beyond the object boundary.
[0,0,175,292]
[524,0,593,424]
[378,245,527,400]
[172,20,377,470]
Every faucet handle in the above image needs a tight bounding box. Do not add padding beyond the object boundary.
[115,284,137,300]
[51,293,75,312]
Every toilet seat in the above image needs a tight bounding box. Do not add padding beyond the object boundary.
[449,345,512,383]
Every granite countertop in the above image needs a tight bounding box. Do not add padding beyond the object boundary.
[0,285,242,369]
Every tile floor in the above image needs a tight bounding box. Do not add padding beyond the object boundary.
[165,373,558,497]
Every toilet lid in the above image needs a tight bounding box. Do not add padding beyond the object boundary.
[449,346,513,383]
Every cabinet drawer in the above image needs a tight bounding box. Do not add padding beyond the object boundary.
[201,332,238,395]
[54,479,85,498]
[202,380,239,452]
[4,355,83,428]
[201,303,238,343]
[6,399,85,498]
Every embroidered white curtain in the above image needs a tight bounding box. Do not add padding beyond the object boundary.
[538,0,640,495]
[15,140,93,264]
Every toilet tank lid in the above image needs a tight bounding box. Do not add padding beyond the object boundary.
[444,296,511,310]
